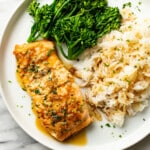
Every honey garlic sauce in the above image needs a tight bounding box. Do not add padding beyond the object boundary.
[36,118,87,146]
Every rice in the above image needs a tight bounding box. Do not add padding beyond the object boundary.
[73,8,150,127]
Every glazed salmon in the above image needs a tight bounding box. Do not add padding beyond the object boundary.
[13,40,92,141]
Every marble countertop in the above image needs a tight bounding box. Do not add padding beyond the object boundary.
[0,0,150,150]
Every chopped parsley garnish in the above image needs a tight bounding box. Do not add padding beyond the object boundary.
[28,113,31,116]
[124,78,131,84]
[138,1,142,5]
[104,63,110,67]
[44,95,47,100]
[29,64,39,73]
[34,89,41,94]
[123,2,132,8]
[22,87,26,91]
[143,118,146,121]
[119,134,122,138]
[105,123,111,127]
[51,88,57,94]
[48,77,52,81]
[47,50,52,57]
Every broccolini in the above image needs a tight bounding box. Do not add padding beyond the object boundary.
[27,0,122,60]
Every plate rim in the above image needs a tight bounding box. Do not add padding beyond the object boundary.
[0,0,150,150]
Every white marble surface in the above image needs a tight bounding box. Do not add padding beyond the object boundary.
[0,0,150,150]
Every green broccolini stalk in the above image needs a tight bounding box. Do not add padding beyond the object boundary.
[27,0,122,60]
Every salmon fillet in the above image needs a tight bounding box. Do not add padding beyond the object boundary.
[13,40,92,141]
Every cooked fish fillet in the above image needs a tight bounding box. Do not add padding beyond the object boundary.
[13,40,92,141]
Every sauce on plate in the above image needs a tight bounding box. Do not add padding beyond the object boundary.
[36,117,87,146]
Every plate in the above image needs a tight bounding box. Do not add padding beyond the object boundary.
[0,0,150,150]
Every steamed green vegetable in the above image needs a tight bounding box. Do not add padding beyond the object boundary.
[27,0,122,60]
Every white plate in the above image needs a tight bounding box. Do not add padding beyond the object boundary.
[0,0,150,150]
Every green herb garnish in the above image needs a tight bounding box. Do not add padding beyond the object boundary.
[143,118,146,121]
[119,134,122,138]
[51,88,57,94]
[34,89,41,94]
[105,123,111,127]
[47,50,52,56]
[123,2,132,8]
[8,80,12,83]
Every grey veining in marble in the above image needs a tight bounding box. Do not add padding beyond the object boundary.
[0,96,49,150]
[0,0,150,150]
